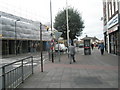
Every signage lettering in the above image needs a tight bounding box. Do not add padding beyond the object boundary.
[107,14,118,29]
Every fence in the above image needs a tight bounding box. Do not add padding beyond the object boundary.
[1,56,33,90]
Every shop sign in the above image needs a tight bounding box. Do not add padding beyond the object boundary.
[107,14,118,29]
[107,25,118,34]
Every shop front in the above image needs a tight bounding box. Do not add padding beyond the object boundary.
[109,30,119,55]
[107,14,119,55]
[108,25,119,55]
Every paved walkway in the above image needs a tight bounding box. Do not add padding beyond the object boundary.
[19,48,118,88]
[1,51,48,67]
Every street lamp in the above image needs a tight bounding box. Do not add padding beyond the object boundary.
[66,0,70,46]
[50,0,54,63]
[15,19,20,55]
[66,0,70,61]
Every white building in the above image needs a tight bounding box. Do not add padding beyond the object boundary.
[0,11,52,56]
[103,0,119,55]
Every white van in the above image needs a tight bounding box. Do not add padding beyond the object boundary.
[55,44,67,52]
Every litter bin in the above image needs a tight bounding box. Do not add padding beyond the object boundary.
[83,39,91,55]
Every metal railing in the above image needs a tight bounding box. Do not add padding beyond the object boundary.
[1,56,33,90]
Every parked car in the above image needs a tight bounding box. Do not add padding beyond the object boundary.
[55,44,67,52]
[79,44,84,48]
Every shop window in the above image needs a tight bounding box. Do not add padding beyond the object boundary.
[2,40,8,55]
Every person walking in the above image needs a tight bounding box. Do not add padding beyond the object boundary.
[91,43,94,50]
[68,43,76,64]
[98,42,105,55]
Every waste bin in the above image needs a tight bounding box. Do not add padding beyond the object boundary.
[83,39,91,55]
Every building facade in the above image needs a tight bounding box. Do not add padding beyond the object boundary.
[0,11,52,56]
[103,0,119,55]
[81,36,100,43]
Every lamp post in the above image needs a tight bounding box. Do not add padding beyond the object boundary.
[40,23,43,72]
[66,0,70,47]
[15,19,20,55]
[50,0,54,63]
[66,0,70,60]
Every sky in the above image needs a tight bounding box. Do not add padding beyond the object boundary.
[0,0,104,40]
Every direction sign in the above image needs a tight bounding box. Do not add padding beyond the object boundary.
[54,32,62,40]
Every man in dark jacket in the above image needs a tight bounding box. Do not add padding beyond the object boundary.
[91,43,94,50]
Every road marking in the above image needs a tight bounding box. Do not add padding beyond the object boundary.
[12,64,21,67]
[12,63,38,67]
[12,58,48,67]
[24,63,37,66]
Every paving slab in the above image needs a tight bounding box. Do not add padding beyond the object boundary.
[18,48,118,88]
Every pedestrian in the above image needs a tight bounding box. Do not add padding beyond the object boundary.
[91,43,94,50]
[98,42,105,55]
[68,43,76,64]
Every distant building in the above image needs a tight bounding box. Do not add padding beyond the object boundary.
[0,11,52,56]
[81,35,100,44]
[103,0,119,55]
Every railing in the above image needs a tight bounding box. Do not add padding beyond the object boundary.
[1,56,33,90]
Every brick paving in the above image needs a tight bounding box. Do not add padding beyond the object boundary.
[19,48,118,88]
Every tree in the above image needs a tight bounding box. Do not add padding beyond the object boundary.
[54,7,84,43]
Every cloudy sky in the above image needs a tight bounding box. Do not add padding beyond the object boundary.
[0,0,104,40]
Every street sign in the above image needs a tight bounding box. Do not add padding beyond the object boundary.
[54,32,62,40]
[50,39,54,50]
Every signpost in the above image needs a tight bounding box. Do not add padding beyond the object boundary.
[54,31,62,62]
[40,23,43,72]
